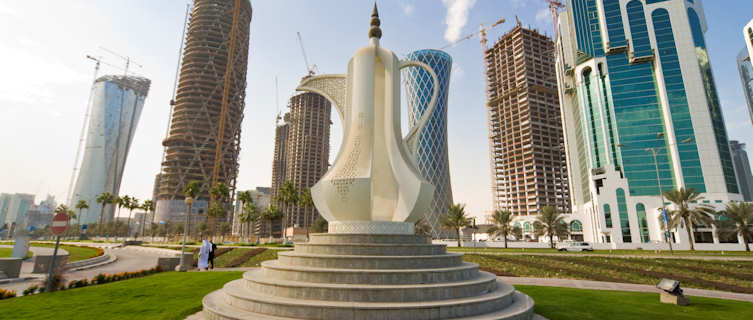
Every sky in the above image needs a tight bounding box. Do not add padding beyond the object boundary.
[0,0,752,221]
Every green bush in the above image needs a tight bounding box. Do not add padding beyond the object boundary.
[22,286,37,296]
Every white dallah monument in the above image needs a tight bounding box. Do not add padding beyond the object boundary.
[200,5,535,319]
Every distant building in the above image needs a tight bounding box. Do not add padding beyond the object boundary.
[484,25,570,217]
[231,187,271,236]
[38,195,56,216]
[730,141,753,201]
[737,48,753,126]
[25,207,53,230]
[4,194,35,237]
[69,75,150,225]
[269,92,331,238]
[403,49,455,238]
[555,0,742,248]
[0,194,10,228]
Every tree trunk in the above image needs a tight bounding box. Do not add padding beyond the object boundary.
[504,232,508,249]
[685,217,695,251]
[127,210,132,238]
[550,230,555,249]
[744,233,750,252]
[98,205,106,235]
[456,229,462,248]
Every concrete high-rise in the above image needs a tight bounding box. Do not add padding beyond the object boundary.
[738,47,753,126]
[155,0,252,223]
[555,0,741,248]
[730,140,753,201]
[69,75,150,224]
[276,92,331,234]
[484,25,570,218]
[2,193,34,236]
[403,49,454,238]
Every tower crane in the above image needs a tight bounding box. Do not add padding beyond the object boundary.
[297,32,318,76]
[439,18,506,50]
[547,0,565,39]
[99,46,143,76]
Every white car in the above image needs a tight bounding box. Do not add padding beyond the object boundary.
[557,241,593,252]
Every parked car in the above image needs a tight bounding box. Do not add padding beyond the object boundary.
[557,241,593,252]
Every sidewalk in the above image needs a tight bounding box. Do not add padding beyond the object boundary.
[501,276,753,303]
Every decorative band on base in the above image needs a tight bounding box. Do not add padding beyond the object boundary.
[328,221,414,235]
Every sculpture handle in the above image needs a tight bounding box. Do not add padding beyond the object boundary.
[400,60,439,155]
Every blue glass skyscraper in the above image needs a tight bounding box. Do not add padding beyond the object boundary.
[556,0,743,248]
[403,49,454,238]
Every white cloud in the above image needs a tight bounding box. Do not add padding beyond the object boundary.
[536,7,551,24]
[400,1,415,16]
[442,0,477,43]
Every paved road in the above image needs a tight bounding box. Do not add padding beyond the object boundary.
[0,246,163,295]
[502,276,753,303]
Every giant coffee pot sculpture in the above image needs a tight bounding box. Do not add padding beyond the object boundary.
[297,6,438,235]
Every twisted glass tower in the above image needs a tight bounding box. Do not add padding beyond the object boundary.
[403,49,454,238]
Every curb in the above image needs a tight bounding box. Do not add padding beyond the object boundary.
[66,253,118,272]
[0,276,40,285]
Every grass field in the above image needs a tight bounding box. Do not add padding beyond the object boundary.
[449,246,753,256]
[0,247,33,258]
[27,243,101,262]
[1,272,750,319]
[465,254,753,294]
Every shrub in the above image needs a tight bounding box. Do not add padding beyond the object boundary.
[22,285,38,296]
[0,289,17,300]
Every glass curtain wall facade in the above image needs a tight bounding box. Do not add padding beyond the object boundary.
[737,49,753,126]
[555,0,742,248]
[70,75,150,225]
[403,49,454,238]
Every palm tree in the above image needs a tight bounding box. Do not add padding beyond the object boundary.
[183,180,201,240]
[487,210,514,248]
[141,200,154,239]
[440,203,472,248]
[262,205,283,242]
[276,181,298,238]
[414,217,432,236]
[125,197,139,238]
[715,202,753,251]
[95,192,115,235]
[114,195,126,236]
[298,188,314,239]
[210,182,230,237]
[664,188,714,251]
[241,201,260,242]
[75,200,89,225]
[56,204,75,222]
[533,206,569,249]
[311,215,328,233]
[237,190,253,241]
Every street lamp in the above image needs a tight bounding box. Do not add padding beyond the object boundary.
[178,196,194,272]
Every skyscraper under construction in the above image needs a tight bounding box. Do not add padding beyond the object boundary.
[155,0,252,223]
[485,24,570,217]
[267,92,331,238]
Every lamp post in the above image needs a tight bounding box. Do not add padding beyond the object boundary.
[178,196,193,272]
[645,147,673,254]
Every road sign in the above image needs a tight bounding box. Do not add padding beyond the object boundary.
[82,224,87,230]
[51,212,69,236]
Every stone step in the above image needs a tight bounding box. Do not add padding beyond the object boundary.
[210,279,518,320]
[243,269,498,302]
[260,260,480,284]
[202,288,534,320]
[294,242,447,256]
[307,233,430,245]
[277,251,463,269]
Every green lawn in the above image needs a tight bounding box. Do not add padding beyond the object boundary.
[465,254,753,294]
[241,248,286,267]
[517,285,753,320]
[0,271,244,320]
[449,246,753,256]
[1,272,750,320]
[0,247,32,258]
[0,242,101,262]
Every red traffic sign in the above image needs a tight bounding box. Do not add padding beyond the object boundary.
[51,212,69,236]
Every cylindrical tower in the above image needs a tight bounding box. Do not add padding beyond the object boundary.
[70,75,151,224]
[155,0,252,223]
[402,49,454,238]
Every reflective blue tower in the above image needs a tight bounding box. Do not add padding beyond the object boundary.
[403,49,454,238]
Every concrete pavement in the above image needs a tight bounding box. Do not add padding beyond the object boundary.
[0,246,165,295]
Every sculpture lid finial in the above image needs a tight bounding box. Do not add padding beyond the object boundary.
[368,3,382,39]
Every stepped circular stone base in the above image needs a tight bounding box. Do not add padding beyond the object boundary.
[200,233,534,319]
[328,221,414,234]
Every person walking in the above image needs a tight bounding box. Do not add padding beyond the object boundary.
[198,239,211,271]
[209,240,217,270]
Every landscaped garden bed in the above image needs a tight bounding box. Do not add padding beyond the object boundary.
[464,253,753,294]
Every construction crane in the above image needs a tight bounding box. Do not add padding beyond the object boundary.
[548,0,565,39]
[297,31,318,76]
[99,46,143,76]
[440,18,506,50]
[210,0,242,202]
